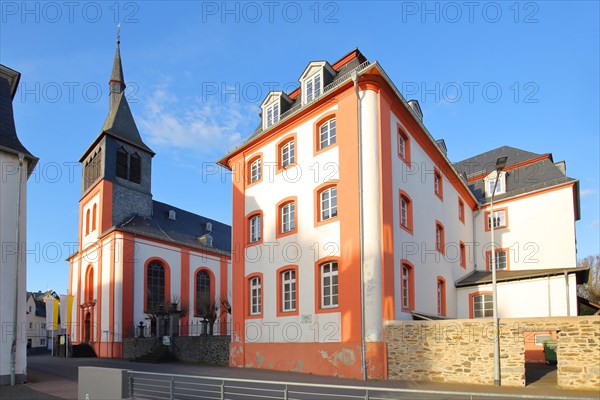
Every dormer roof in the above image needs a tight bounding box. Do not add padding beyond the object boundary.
[299,60,336,81]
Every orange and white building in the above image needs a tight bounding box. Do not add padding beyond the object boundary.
[66,37,231,357]
[218,49,585,378]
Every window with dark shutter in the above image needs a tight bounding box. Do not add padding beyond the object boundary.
[129,153,141,184]
[116,148,129,179]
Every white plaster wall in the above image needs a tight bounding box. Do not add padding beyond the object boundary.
[360,89,383,342]
[188,251,223,332]
[389,111,474,320]
[474,186,577,271]
[243,105,343,343]
[81,193,101,250]
[0,152,29,381]
[456,274,579,318]
[113,234,123,341]
[100,239,112,337]
[132,239,181,327]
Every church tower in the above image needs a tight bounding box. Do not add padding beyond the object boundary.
[78,30,154,247]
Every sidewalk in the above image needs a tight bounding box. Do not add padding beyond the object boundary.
[0,369,76,400]
[2,355,598,400]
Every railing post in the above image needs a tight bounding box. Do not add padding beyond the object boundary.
[220,380,225,400]
[128,374,133,399]
[283,384,288,400]
[170,376,174,398]
[364,388,369,400]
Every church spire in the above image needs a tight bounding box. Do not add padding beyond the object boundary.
[109,24,126,106]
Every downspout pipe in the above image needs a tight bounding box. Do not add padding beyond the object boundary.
[11,154,24,386]
[350,70,367,381]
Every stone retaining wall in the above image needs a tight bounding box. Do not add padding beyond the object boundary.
[122,337,156,360]
[385,316,599,390]
[122,335,230,365]
[172,336,230,365]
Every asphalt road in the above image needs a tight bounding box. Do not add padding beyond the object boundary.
[7,355,597,400]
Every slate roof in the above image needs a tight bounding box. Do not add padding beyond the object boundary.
[454,146,544,178]
[110,40,125,85]
[116,200,231,255]
[80,41,153,162]
[222,50,369,159]
[0,64,38,174]
[453,145,578,205]
[27,291,58,317]
[455,267,589,288]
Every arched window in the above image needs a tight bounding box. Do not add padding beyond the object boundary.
[116,148,129,179]
[196,270,212,316]
[435,221,445,255]
[279,139,295,168]
[319,118,336,150]
[129,153,142,184]
[85,266,94,302]
[85,209,90,235]
[249,276,262,316]
[399,190,413,234]
[92,204,97,231]
[319,186,337,221]
[400,260,415,311]
[437,277,446,317]
[146,261,165,312]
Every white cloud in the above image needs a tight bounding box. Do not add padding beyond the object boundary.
[138,86,254,158]
[580,188,597,198]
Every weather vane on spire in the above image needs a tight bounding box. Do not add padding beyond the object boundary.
[116,23,121,45]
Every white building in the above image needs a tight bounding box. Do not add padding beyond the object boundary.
[218,49,585,378]
[25,291,58,352]
[0,64,38,385]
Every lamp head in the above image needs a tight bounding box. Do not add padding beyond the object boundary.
[495,156,508,172]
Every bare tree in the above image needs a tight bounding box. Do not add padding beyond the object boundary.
[578,254,600,304]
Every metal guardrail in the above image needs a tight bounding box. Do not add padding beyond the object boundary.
[127,370,597,400]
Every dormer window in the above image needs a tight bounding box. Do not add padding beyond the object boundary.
[485,171,506,197]
[265,102,279,128]
[299,61,336,106]
[168,210,176,220]
[261,92,292,130]
[305,73,322,103]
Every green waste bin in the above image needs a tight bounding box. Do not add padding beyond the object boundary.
[543,339,557,365]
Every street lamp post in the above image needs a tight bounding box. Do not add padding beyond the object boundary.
[490,155,507,386]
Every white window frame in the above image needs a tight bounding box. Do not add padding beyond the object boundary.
[401,265,410,309]
[249,215,261,243]
[250,158,261,183]
[437,280,444,316]
[473,294,493,318]
[400,197,409,228]
[281,202,295,233]
[282,270,296,312]
[281,140,295,167]
[487,210,507,229]
[488,249,508,270]
[434,173,442,196]
[436,225,443,251]
[319,119,336,150]
[265,102,280,128]
[485,171,506,197]
[305,73,322,103]
[321,262,338,308]
[320,187,337,221]
[398,132,406,159]
[250,277,261,315]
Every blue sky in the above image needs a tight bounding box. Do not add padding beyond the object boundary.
[1,1,598,294]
